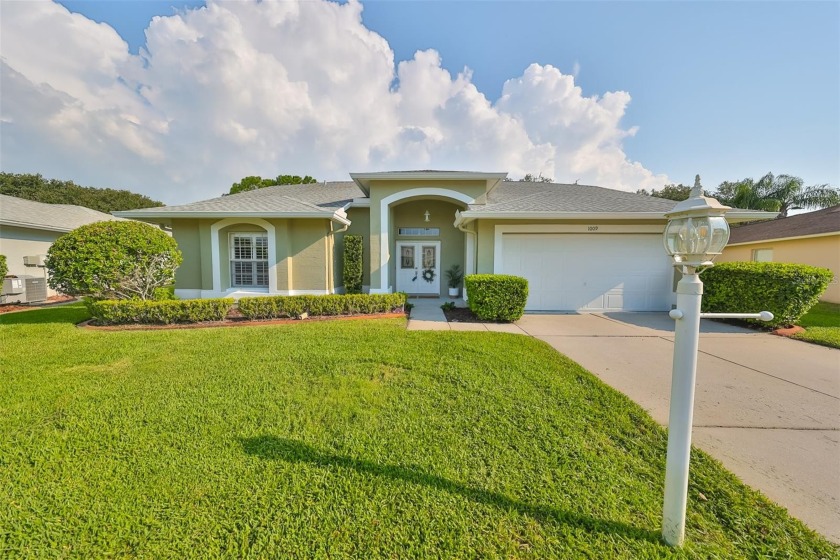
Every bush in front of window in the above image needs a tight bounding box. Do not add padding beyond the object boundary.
[343,235,364,294]
[46,221,182,301]
[702,262,832,328]
[238,293,407,320]
[86,298,233,325]
[464,274,529,322]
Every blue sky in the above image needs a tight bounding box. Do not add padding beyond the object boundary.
[4,0,837,202]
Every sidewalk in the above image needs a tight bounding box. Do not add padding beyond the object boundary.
[405,297,527,334]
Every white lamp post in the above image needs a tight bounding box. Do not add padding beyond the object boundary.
[660,176,772,546]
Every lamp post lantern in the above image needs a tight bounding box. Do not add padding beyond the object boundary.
[660,176,773,546]
[660,176,730,546]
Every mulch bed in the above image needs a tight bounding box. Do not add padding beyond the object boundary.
[443,307,486,323]
[78,311,408,331]
[0,295,76,314]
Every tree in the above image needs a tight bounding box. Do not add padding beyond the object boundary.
[715,173,839,217]
[0,254,7,279]
[0,173,162,212]
[504,173,553,183]
[636,183,712,201]
[229,174,318,195]
[46,221,182,300]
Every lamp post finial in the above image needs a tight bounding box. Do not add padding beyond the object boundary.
[691,175,703,198]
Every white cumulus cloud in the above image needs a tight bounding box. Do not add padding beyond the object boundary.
[0,0,668,203]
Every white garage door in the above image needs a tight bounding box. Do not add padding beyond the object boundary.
[500,234,673,312]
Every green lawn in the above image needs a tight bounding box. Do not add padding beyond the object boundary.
[795,301,840,349]
[0,304,835,558]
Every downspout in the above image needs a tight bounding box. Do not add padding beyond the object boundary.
[454,210,477,301]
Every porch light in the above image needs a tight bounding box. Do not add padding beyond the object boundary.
[424,210,430,222]
[662,177,730,267]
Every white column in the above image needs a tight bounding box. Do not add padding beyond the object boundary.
[662,267,703,546]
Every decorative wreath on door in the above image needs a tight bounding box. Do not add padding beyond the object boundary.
[421,268,436,283]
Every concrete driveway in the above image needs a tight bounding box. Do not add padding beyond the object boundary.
[516,312,840,543]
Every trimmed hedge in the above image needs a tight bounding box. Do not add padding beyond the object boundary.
[87,298,233,325]
[701,262,833,328]
[0,254,7,279]
[465,274,528,322]
[238,293,406,320]
[343,235,363,294]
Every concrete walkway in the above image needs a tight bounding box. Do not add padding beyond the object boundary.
[409,308,840,542]
[406,297,527,334]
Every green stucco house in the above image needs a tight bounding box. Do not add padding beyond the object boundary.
[116,171,772,312]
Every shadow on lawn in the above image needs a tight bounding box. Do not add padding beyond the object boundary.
[0,303,89,325]
[240,435,661,545]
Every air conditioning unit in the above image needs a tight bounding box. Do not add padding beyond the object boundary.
[1,277,27,303]
[23,254,47,267]
[21,275,47,302]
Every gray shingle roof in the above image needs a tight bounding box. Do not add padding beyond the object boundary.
[115,176,774,221]
[0,194,123,232]
[472,182,678,213]
[122,182,363,214]
[728,205,840,244]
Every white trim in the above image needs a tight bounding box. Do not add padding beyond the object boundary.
[114,210,351,226]
[493,224,665,274]
[174,289,201,299]
[350,198,371,208]
[726,231,839,246]
[458,210,777,222]
[210,218,277,295]
[350,171,507,196]
[198,288,332,299]
[462,211,668,221]
[379,188,475,293]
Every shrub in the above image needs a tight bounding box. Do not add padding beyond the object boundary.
[465,274,528,322]
[701,262,833,328]
[87,298,233,325]
[47,221,182,300]
[0,254,7,278]
[238,293,406,320]
[343,235,363,294]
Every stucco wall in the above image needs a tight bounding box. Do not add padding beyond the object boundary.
[0,225,58,296]
[290,220,331,292]
[719,235,840,303]
[171,218,333,294]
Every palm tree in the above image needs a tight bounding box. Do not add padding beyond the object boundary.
[716,173,839,217]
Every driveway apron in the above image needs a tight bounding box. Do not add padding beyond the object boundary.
[516,312,840,543]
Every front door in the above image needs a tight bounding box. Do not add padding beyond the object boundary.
[396,241,440,295]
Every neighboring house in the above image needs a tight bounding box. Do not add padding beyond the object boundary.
[718,205,840,303]
[116,171,774,312]
[0,194,123,298]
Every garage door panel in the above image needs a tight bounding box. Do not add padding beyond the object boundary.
[500,233,672,312]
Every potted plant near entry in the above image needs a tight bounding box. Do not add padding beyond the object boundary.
[445,264,464,298]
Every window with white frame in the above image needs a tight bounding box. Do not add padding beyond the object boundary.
[751,248,773,262]
[230,233,269,287]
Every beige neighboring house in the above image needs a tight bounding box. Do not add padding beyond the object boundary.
[0,194,122,300]
[718,205,840,303]
[116,170,774,312]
